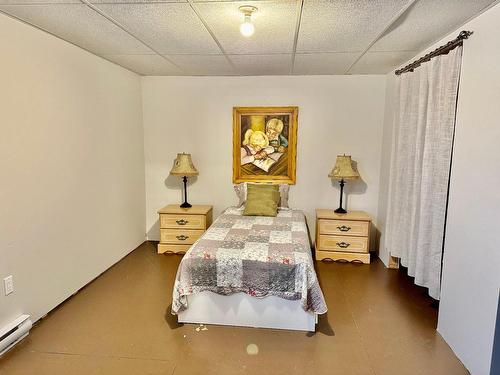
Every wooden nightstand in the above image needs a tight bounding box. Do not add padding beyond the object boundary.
[315,209,371,264]
[157,204,213,254]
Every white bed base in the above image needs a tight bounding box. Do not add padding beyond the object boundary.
[177,291,317,332]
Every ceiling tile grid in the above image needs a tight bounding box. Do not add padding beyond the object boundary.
[102,54,182,75]
[0,3,153,55]
[229,54,292,75]
[293,52,360,75]
[349,51,418,74]
[370,0,498,52]
[93,2,221,54]
[166,54,235,75]
[1,0,498,75]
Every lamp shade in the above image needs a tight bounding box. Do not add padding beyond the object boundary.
[329,155,360,180]
[170,153,199,177]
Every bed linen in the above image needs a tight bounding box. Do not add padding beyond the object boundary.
[172,207,327,315]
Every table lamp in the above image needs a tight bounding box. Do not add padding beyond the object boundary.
[170,153,198,208]
[329,155,359,214]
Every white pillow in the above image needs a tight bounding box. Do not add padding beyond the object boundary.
[234,183,289,209]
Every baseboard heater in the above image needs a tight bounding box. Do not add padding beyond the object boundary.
[0,315,32,356]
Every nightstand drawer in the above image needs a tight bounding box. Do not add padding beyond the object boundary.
[318,235,368,253]
[316,250,370,263]
[157,244,191,254]
[160,229,204,245]
[318,219,369,237]
[160,214,206,230]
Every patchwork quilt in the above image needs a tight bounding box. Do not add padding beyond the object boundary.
[171,207,327,315]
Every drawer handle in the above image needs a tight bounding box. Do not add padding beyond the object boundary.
[176,219,188,226]
[176,235,189,241]
[337,225,351,232]
[336,241,351,248]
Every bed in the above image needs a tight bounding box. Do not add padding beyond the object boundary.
[171,206,327,332]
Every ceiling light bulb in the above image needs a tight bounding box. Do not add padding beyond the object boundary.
[240,16,255,37]
[239,5,257,37]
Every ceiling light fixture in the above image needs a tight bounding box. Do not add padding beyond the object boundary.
[239,5,257,37]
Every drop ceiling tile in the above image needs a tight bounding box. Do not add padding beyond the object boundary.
[0,1,79,3]
[192,0,261,2]
[102,54,183,75]
[293,52,360,75]
[93,1,185,3]
[166,54,235,75]
[95,2,221,54]
[348,51,418,74]
[229,54,292,75]
[297,0,409,53]
[371,0,497,52]
[194,0,299,54]
[0,4,152,54]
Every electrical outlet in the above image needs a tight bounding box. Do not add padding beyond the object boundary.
[4,275,14,295]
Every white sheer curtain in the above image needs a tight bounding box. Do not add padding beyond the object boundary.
[385,47,463,299]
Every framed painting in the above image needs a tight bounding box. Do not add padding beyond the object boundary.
[233,106,298,184]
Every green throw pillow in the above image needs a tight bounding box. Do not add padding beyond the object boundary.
[243,184,280,217]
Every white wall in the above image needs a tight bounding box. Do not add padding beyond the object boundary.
[142,75,386,245]
[438,4,500,374]
[377,3,500,374]
[0,14,146,328]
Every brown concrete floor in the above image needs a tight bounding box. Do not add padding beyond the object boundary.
[0,242,468,375]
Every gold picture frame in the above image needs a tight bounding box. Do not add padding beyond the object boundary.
[233,106,298,184]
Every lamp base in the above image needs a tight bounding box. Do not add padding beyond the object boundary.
[334,178,347,214]
[180,175,192,208]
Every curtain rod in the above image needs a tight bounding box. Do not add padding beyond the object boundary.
[395,30,473,75]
